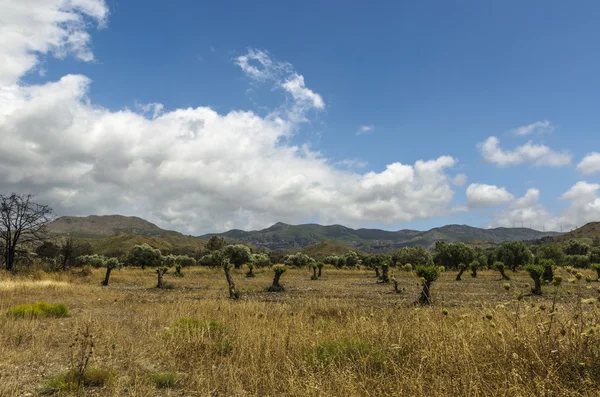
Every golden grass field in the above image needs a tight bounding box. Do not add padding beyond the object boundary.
[1,266,600,396]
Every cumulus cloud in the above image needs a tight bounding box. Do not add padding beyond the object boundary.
[451,173,467,187]
[0,2,461,234]
[356,125,374,135]
[0,0,108,85]
[577,152,600,175]
[479,136,571,167]
[489,183,600,231]
[511,120,552,136]
[466,183,514,208]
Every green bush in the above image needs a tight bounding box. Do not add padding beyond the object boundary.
[151,372,179,389]
[41,367,114,394]
[6,301,68,318]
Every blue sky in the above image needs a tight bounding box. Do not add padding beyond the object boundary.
[2,0,600,233]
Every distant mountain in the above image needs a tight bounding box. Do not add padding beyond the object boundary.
[202,222,561,252]
[47,215,181,238]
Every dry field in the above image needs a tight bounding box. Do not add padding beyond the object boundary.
[1,266,600,396]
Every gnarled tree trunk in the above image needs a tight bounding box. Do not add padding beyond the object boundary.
[419,281,432,304]
[224,264,238,299]
[456,267,466,281]
[102,267,112,286]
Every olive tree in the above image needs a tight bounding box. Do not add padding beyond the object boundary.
[223,244,251,269]
[433,242,474,270]
[469,260,480,278]
[283,252,314,267]
[77,254,121,286]
[174,255,195,277]
[268,264,287,292]
[392,246,432,268]
[525,264,544,295]
[494,261,510,280]
[415,265,441,304]
[495,241,533,271]
[127,244,162,269]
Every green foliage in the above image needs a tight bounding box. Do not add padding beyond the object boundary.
[590,263,600,279]
[250,253,271,267]
[564,239,590,256]
[151,372,180,389]
[283,252,314,267]
[433,242,474,269]
[6,301,68,318]
[343,251,361,268]
[198,249,229,267]
[272,264,288,275]
[363,253,391,269]
[539,258,555,282]
[415,265,441,283]
[536,243,566,266]
[495,241,532,271]
[127,244,162,268]
[41,367,114,394]
[469,260,480,277]
[307,339,384,371]
[392,246,432,267]
[76,254,106,268]
[206,235,226,251]
[565,254,590,268]
[324,255,344,268]
[525,264,544,295]
[590,248,600,264]
[403,263,413,272]
[223,244,252,269]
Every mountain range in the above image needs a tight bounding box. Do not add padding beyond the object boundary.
[201,222,561,251]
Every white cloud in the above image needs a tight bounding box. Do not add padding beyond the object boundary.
[451,173,467,187]
[479,136,572,167]
[489,183,600,231]
[577,152,600,175]
[0,4,460,234]
[356,125,374,135]
[511,120,552,136]
[466,183,514,208]
[235,49,323,121]
[0,0,108,85]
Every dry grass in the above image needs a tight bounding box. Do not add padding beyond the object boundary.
[1,266,600,396]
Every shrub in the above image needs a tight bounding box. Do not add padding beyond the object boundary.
[41,367,114,394]
[565,254,590,269]
[151,372,179,389]
[403,263,413,272]
[6,301,68,318]
[539,258,555,282]
[591,263,600,280]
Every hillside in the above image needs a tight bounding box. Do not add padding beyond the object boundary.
[203,222,561,252]
[554,222,600,245]
[47,215,181,238]
[299,240,357,261]
[86,233,206,257]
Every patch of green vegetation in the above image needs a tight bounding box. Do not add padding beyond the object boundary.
[150,372,180,389]
[307,339,385,371]
[41,367,114,394]
[167,318,225,336]
[6,301,68,318]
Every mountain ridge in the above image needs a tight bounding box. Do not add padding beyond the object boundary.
[202,222,561,251]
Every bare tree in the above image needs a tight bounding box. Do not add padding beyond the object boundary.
[0,194,52,271]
